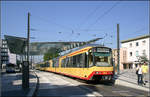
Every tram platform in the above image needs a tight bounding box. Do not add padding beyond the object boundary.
[115,69,149,92]
[1,70,38,97]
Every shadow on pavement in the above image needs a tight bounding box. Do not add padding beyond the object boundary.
[35,82,148,97]
[1,72,37,97]
[36,83,97,97]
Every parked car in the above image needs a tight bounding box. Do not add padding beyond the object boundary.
[6,63,15,73]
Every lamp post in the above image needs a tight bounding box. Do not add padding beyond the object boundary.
[117,24,120,75]
[22,12,30,89]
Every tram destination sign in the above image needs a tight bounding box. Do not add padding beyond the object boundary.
[94,48,110,52]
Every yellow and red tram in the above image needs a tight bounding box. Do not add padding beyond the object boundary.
[38,44,114,82]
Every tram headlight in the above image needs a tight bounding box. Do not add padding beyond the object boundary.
[95,72,99,74]
[110,71,113,74]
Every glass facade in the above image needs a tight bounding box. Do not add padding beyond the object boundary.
[1,39,9,65]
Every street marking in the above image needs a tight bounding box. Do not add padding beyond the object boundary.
[112,90,129,93]
[112,91,133,96]
[69,94,96,97]
[37,71,103,97]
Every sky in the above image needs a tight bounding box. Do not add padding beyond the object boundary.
[1,1,149,49]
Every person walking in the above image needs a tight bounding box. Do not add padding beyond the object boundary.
[142,62,148,85]
[136,64,143,85]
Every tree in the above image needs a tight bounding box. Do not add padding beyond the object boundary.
[137,53,149,63]
[43,47,60,61]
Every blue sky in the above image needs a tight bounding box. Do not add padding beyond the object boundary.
[1,1,149,48]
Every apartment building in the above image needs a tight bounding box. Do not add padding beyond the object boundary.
[112,48,127,70]
[1,39,9,68]
[1,39,16,68]
[121,35,149,69]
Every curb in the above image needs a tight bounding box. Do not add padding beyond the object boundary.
[118,77,149,89]
[33,71,39,97]
[115,78,149,92]
[27,70,39,97]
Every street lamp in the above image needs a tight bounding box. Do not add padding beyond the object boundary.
[22,12,30,89]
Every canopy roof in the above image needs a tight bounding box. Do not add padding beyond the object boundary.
[4,35,27,54]
[5,35,102,55]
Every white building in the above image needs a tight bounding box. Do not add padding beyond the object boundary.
[8,49,16,65]
[121,35,150,69]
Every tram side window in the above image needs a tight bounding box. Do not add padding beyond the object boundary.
[88,52,93,67]
[76,54,80,67]
[71,57,73,67]
[52,60,55,67]
[46,62,50,67]
[66,58,69,67]
[66,57,72,67]
[44,63,46,67]
[72,56,76,67]
[41,64,44,67]
[61,59,65,67]
[84,53,88,68]
[65,58,69,67]
[70,53,88,68]
[60,53,88,68]
[55,59,59,67]
[80,54,84,68]
[76,54,84,68]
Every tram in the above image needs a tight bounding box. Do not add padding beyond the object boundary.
[38,44,115,82]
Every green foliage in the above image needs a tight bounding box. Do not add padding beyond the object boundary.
[138,54,149,63]
[43,47,60,61]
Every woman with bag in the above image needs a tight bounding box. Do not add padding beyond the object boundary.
[136,64,143,85]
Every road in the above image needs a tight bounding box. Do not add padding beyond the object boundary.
[35,70,148,97]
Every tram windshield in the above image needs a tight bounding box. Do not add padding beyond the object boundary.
[88,47,112,67]
[94,52,112,66]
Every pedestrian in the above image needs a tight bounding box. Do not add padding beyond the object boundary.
[136,63,143,85]
[142,62,148,85]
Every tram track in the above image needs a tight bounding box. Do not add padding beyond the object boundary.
[71,77,147,96]
[36,70,147,96]
[57,74,124,96]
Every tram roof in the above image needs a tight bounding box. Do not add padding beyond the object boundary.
[60,44,111,56]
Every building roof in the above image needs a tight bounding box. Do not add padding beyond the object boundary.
[121,35,150,43]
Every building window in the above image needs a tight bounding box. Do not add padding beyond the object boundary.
[130,52,132,56]
[143,50,146,55]
[142,40,146,45]
[136,51,139,56]
[129,43,132,47]
[136,42,139,46]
